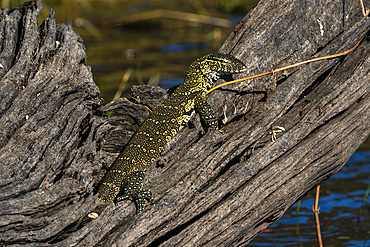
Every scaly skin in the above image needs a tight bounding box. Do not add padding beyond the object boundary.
[97,53,246,213]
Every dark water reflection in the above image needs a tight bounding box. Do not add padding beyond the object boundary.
[251,150,370,247]
[10,0,368,245]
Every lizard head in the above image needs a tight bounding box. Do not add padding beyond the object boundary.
[183,53,247,92]
[187,53,247,89]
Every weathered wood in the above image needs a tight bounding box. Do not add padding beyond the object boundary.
[0,0,369,246]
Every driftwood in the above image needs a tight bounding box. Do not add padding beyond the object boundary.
[0,0,369,246]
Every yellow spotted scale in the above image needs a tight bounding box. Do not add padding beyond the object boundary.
[97,53,247,213]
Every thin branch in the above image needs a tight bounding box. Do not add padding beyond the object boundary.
[313,185,323,247]
[113,68,133,100]
[359,0,367,17]
[101,9,232,28]
[206,37,364,95]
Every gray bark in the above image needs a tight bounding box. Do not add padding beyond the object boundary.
[0,0,369,246]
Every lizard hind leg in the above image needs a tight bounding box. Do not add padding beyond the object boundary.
[115,171,152,213]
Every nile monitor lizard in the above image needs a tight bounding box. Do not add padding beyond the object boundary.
[97,53,247,213]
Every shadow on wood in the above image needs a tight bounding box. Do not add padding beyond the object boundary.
[0,0,369,246]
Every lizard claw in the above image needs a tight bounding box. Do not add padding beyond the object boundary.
[135,189,152,213]
[116,188,152,213]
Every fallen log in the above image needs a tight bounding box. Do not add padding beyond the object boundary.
[0,0,368,246]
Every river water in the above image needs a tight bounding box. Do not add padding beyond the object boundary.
[251,150,370,246]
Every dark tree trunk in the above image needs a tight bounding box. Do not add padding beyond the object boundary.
[0,0,369,246]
